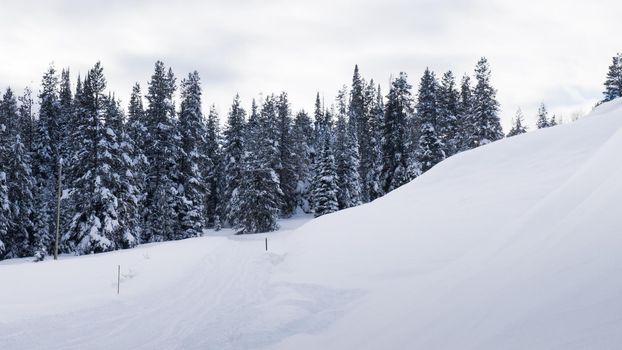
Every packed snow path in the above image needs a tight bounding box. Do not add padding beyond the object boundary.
[2,99,622,349]
[0,217,359,349]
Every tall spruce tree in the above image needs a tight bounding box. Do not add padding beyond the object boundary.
[126,83,148,154]
[364,82,385,201]
[602,53,622,103]
[177,71,209,238]
[437,71,460,156]
[259,95,281,181]
[125,83,149,241]
[311,134,340,217]
[223,94,246,226]
[349,65,365,136]
[291,110,314,212]
[63,76,85,245]
[57,69,74,240]
[58,68,73,161]
[260,94,284,186]
[309,101,334,212]
[335,88,362,209]
[65,62,118,254]
[415,68,445,173]
[254,94,285,214]
[235,96,282,233]
[349,66,371,201]
[205,105,223,228]
[32,65,61,259]
[18,87,43,258]
[308,94,324,212]
[507,108,528,137]
[313,92,325,148]
[143,61,180,242]
[104,97,141,249]
[6,134,35,258]
[471,58,503,146]
[456,75,474,152]
[2,89,35,258]
[276,92,298,216]
[0,90,14,258]
[113,106,143,249]
[381,72,415,192]
[1,88,18,137]
[18,87,35,153]
[65,76,83,186]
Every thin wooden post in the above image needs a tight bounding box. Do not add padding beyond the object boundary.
[53,159,63,260]
[117,265,121,295]
[265,237,268,251]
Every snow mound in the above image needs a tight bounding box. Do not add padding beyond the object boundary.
[271,98,622,349]
[2,99,622,349]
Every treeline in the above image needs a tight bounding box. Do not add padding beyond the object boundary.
[507,103,558,137]
[0,58,504,261]
[506,51,622,137]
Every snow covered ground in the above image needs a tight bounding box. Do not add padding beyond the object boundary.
[2,99,622,349]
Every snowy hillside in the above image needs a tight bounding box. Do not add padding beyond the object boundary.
[2,99,622,349]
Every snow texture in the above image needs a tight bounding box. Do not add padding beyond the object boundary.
[2,98,622,349]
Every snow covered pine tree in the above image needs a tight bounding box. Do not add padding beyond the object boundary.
[507,108,528,137]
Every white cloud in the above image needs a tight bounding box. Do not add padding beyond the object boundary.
[0,0,619,129]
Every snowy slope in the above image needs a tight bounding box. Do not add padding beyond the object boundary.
[2,99,622,349]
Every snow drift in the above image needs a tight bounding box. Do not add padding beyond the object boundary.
[2,99,622,349]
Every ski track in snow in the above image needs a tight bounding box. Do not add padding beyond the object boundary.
[0,217,362,350]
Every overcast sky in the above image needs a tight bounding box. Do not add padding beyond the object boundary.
[0,0,620,129]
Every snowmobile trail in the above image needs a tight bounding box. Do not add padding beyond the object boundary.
[0,239,258,349]
[0,216,358,350]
